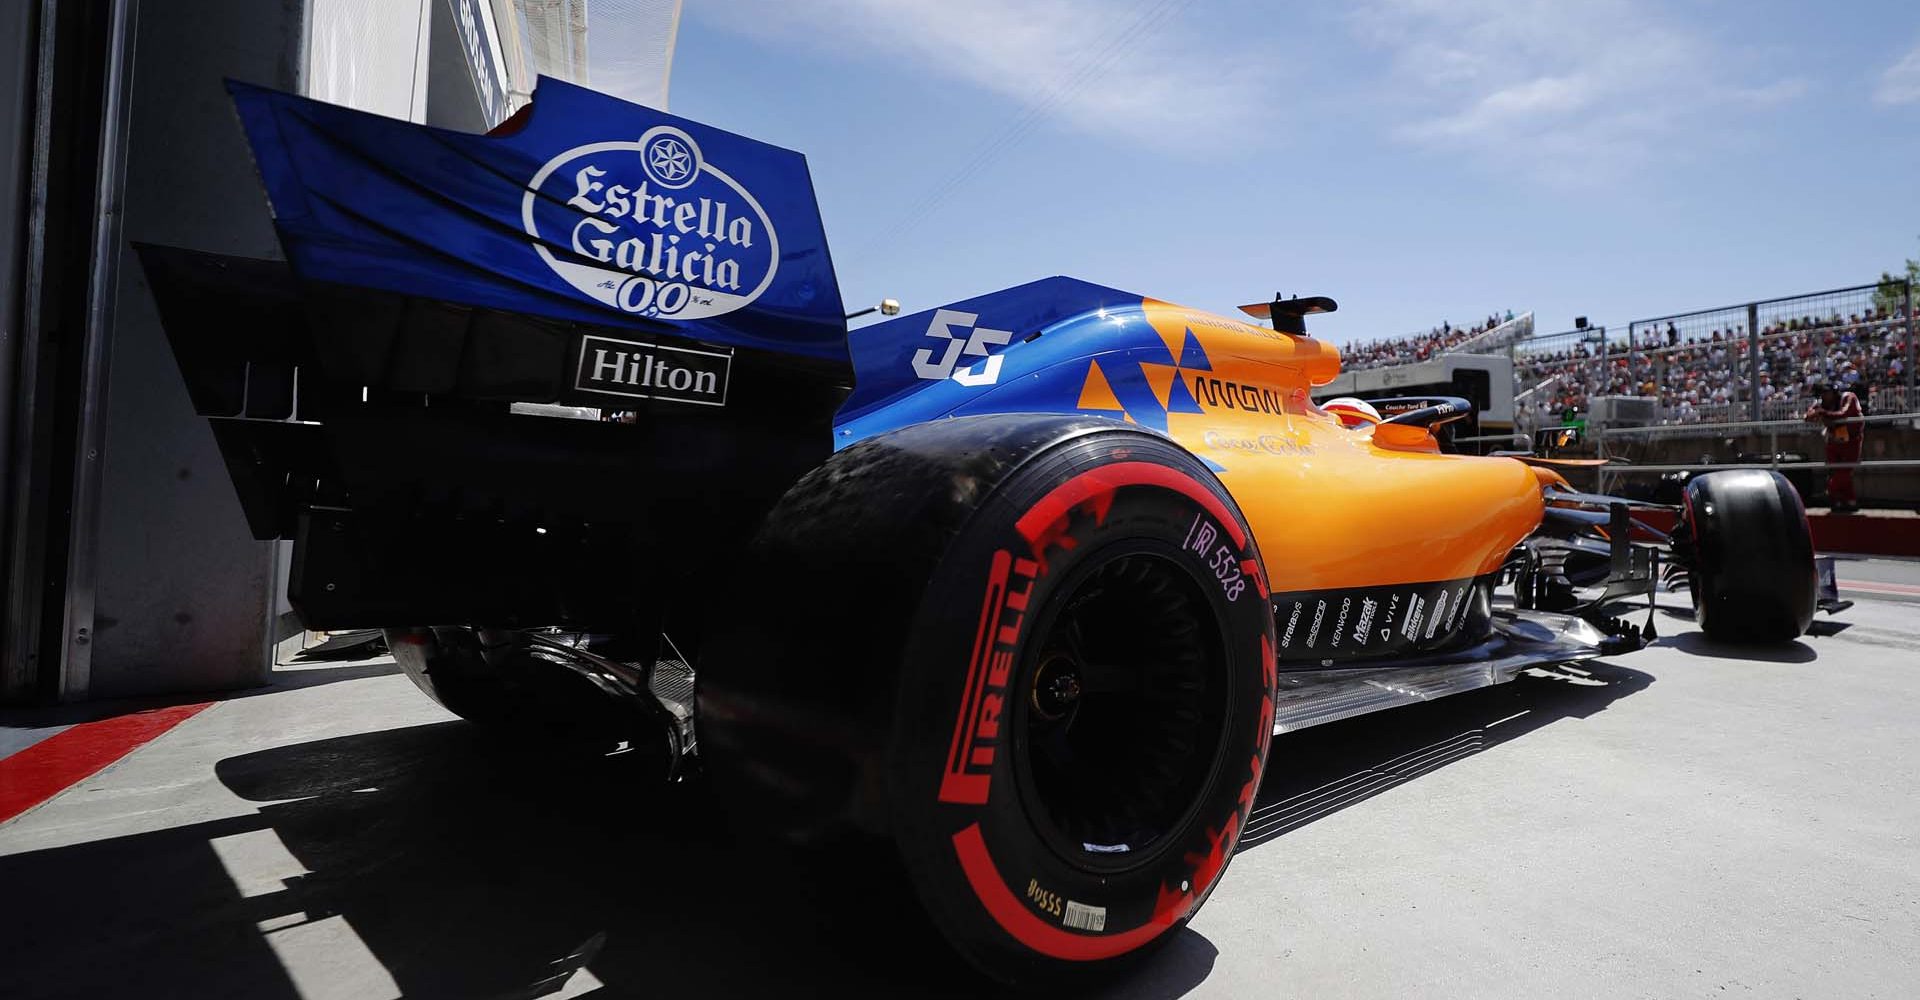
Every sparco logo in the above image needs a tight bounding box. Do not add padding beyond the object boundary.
[522,126,779,320]
[573,334,731,407]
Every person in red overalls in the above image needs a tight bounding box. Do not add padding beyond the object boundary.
[1804,383,1864,512]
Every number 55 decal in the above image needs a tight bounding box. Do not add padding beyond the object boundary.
[912,308,1013,387]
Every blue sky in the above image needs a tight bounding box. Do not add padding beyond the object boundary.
[654,1,1918,346]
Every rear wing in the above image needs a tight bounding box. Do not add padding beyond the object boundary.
[228,77,847,360]
[137,81,856,628]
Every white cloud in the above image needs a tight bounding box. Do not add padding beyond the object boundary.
[1351,0,1807,185]
[687,0,1271,141]
[1875,42,1920,106]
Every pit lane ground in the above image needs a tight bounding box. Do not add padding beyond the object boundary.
[2,561,1916,999]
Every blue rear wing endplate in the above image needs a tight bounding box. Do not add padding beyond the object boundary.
[229,77,847,362]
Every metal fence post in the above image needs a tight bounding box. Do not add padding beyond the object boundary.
[1593,327,1605,409]
[1596,425,1611,494]
[1747,302,1761,422]
[1654,339,1666,415]
[1507,338,1520,434]
[1626,327,1637,399]
[1907,279,1915,403]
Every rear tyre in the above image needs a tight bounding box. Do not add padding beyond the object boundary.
[701,418,1277,987]
[387,626,674,775]
[387,626,517,726]
[1682,469,1816,642]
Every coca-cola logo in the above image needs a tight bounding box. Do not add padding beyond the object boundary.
[521,126,779,320]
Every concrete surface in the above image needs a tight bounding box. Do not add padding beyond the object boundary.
[2,581,1917,999]
[1831,553,1920,602]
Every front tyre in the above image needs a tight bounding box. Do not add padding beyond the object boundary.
[701,419,1277,987]
[1682,469,1816,642]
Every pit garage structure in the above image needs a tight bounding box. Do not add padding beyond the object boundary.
[0,0,677,704]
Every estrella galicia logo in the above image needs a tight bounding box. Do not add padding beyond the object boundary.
[574,334,732,407]
[522,126,779,320]
[644,132,695,186]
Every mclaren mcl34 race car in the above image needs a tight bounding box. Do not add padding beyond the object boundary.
[140,80,1846,987]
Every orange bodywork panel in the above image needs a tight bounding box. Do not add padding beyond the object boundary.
[1135,300,1545,593]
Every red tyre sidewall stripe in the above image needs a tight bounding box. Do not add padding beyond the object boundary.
[1015,461,1247,550]
[954,457,1272,959]
[953,823,1173,961]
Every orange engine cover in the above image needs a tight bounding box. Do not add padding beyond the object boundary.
[1137,300,1544,594]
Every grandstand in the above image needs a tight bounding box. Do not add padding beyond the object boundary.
[1515,304,1910,430]
[1346,284,1914,432]
[1321,281,1916,509]
[1339,312,1526,372]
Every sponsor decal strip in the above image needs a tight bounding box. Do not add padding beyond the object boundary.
[1271,576,1489,662]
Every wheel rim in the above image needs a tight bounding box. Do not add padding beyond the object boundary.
[1011,544,1233,873]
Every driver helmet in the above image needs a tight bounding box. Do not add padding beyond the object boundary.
[1321,396,1382,428]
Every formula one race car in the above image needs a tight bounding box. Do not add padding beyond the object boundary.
[138,80,1843,987]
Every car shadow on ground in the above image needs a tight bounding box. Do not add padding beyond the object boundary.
[1240,660,1652,852]
[1660,631,1818,663]
[1649,597,1829,661]
[0,662,1654,1000]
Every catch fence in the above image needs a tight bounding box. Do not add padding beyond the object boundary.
[1490,281,1915,433]
[1621,281,1912,425]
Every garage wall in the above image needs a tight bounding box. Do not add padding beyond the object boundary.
[0,0,33,540]
[67,0,512,699]
[85,1,306,697]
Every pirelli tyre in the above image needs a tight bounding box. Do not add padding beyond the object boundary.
[1682,469,1817,642]
[387,626,674,776]
[700,416,1277,987]
[387,626,517,726]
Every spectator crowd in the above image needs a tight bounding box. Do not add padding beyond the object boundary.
[1340,311,1517,370]
[1509,304,1912,426]
[1332,298,1911,427]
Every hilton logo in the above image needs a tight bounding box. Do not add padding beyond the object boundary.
[573,334,731,407]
